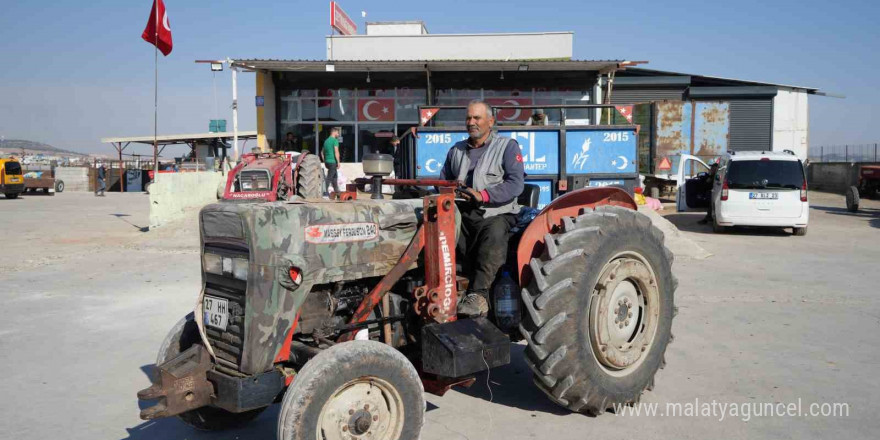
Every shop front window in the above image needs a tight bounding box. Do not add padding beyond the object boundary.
[278,123,316,154]
[396,88,426,122]
[358,124,396,158]
[318,99,356,122]
[301,99,317,121]
[318,125,356,162]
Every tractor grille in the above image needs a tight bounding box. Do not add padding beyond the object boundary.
[239,169,271,191]
[203,245,249,373]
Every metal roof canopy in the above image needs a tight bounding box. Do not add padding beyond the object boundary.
[618,67,838,96]
[101,131,257,146]
[231,59,643,74]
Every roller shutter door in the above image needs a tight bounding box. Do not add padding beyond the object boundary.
[609,88,685,104]
[729,99,773,151]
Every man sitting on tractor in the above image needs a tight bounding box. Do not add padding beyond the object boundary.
[440,100,525,317]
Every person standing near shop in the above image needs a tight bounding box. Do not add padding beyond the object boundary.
[280,132,300,152]
[321,127,342,197]
[95,163,106,197]
[389,135,402,176]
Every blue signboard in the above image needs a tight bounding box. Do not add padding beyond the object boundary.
[415,130,559,177]
[530,179,553,209]
[498,130,559,175]
[565,129,636,175]
[588,179,625,188]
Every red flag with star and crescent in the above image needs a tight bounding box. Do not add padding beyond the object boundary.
[420,108,439,126]
[142,0,173,56]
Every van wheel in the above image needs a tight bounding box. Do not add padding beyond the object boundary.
[845,186,859,212]
[793,227,807,236]
[157,314,265,430]
[519,206,676,415]
[278,340,425,440]
[55,180,65,193]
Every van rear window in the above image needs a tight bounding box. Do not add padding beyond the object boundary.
[726,160,804,190]
[4,161,22,175]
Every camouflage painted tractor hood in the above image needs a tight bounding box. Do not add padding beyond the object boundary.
[199,198,428,374]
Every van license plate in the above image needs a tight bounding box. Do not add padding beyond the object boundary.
[203,296,228,331]
[749,192,778,200]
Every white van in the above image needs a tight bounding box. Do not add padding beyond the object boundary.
[677,151,809,235]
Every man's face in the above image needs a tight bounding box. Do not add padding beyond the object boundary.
[287,133,294,141]
[466,103,494,142]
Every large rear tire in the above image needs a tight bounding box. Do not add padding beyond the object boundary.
[845,186,860,212]
[278,340,425,440]
[157,314,265,431]
[519,205,676,415]
[295,153,324,199]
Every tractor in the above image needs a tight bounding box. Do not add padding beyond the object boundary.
[138,151,677,439]
[221,150,324,202]
[845,164,880,212]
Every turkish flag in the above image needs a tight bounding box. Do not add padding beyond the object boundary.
[142,0,173,56]
[358,99,395,122]
[486,98,532,122]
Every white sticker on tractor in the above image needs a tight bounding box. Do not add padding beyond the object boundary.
[305,222,379,244]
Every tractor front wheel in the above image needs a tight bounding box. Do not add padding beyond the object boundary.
[157,314,265,430]
[520,205,677,415]
[278,340,424,440]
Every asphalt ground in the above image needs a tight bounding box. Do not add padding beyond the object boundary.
[1,190,878,439]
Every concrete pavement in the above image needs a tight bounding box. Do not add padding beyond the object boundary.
[1,191,877,439]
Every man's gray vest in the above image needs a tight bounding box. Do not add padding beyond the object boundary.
[447,132,520,217]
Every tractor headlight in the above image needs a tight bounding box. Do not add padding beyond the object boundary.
[231,258,249,281]
[203,253,223,275]
[203,253,248,280]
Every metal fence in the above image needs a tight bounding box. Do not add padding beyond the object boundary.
[808,144,879,162]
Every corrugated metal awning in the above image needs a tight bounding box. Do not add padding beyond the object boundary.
[231,59,642,73]
[101,131,258,146]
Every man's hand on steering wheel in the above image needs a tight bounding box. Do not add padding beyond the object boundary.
[456,186,484,205]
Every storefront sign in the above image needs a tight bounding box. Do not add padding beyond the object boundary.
[565,129,636,175]
[330,2,357,36]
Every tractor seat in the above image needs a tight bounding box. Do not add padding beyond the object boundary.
[518,184,540,209]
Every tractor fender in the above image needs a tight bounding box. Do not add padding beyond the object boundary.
[515,186,638,285]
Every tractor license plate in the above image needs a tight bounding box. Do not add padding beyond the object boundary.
[203,296,229,331]
[749,192,778,200]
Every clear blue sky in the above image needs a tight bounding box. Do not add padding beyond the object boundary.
[0,0,876,156]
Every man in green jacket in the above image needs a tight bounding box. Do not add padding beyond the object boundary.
[321,127,342,197]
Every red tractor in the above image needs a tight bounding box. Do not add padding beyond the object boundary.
[846,165,880,212]
[137,154,678,439]
[222,151,324,202]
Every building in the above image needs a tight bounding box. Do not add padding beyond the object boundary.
[232,20,824,163]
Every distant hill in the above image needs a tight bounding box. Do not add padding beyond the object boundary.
[0,139,86,156]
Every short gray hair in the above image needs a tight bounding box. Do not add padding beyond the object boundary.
[467,100,494,118]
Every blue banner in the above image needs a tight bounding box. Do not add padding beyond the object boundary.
[565,129,637,175]
[498,130,559,175]
[588,179,625,188]
[415,130,559,177]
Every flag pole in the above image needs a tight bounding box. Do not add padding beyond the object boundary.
[153,3,159,176]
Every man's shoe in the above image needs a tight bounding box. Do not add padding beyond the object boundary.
[457,293,489,318]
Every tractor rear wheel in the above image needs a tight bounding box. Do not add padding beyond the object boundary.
[519,205,676,415]
[157,314,265,430]
[278,340,424,440]
[295,153,324,199]
[846,185,860,212]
